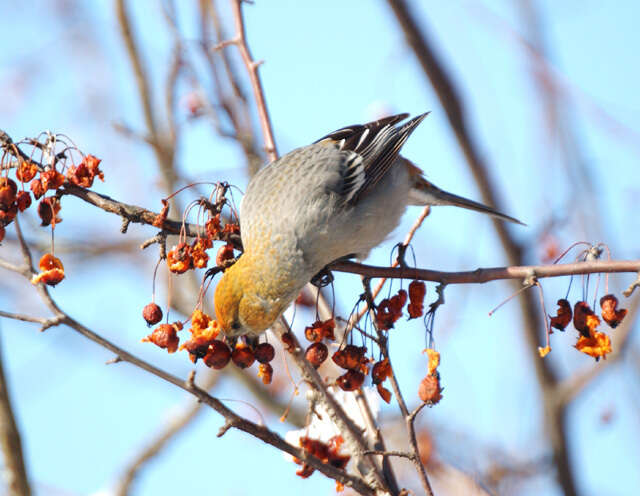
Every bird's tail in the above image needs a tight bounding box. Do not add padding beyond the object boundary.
[409,173,524,225]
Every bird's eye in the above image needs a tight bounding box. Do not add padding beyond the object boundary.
[231,321,241,330]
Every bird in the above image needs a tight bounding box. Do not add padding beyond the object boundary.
[214,112,522,337]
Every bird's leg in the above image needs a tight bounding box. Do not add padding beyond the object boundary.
[394,242,409,268]
[310,267,334,288]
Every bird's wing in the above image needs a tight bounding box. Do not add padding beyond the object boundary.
[315,112,429,204]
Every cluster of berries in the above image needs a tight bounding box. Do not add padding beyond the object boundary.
[541,294,627,360]
[142,305,277,384]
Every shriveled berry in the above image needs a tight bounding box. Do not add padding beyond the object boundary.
[142,303,163,326]
[216,243,235,266]
[16,191,31,212]
[336,369,365,391]
[143,324,179,353]
[371,358,391,385]
[0,177,17,207]
[30,178,45,200]
[203,340,232,369]
[305,342,328,368]
[418,375,442,404]
[232,343,255,368]
[254,342,275,363]
[16,161,38,183]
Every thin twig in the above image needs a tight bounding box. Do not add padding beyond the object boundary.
[229,0,278,161]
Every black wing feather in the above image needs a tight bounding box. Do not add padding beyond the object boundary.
[315,112,429,204]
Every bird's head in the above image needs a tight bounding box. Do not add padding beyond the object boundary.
[214,258,289,337]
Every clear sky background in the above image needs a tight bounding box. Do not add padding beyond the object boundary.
[1,1,639,495]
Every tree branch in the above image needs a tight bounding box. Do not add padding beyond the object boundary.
[331,259,640,285]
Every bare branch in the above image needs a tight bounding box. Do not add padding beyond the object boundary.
[0,336,31,496]
[332,259,640,285]
[228,0,278,161]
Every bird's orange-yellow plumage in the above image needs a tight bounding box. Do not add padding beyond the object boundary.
[214,250,299,336]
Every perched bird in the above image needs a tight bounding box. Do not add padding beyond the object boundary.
[215,113,521,337]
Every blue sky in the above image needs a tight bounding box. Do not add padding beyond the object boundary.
[1,1,639,495]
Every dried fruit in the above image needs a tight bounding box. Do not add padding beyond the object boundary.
[0,203,17,224]
[418,375,442,404]
[257,363,273,384]
[142,323,180,353]
[408,280,426,319]
[254,342,275,363]
[231,342,255,368]
[0,177,17,207]
[191,238,211,269]
[538,345,551,358]
[215,243,235,266]
[376,383,392,403]
[600,294,627,328]
[37,197,62,227]
[424,348,440,376]
[142,303,163,326]
[376,289,407,330]
[549,299,572,331]
[152,199,169,228]
[303,318,335,342]
[66,155,103,188]
[30,178,45,200]
[332,345,368,372]
[205,214,221,238]
[167,242,193,274]
[294,436,350,479]
[336,369,365,391]
[371,358,392,385]
[203,340,232,369]
[16,191,31,212]
[575,330,612,360]
[180,309,220,361]
[573,301,595,337]
[40,170,65,191]
[15,161,38,183]
[31,253,65,286]
[281,332,296,352]
[305,342,328,368]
